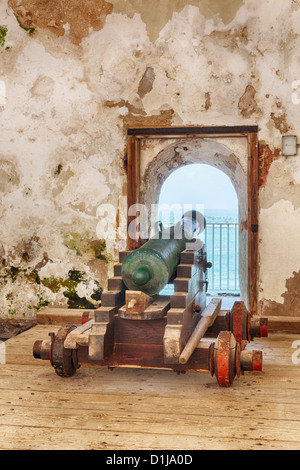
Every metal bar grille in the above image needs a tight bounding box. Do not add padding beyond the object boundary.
[204,223,240,294]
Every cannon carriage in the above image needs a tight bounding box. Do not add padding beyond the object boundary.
[33,212,268,387]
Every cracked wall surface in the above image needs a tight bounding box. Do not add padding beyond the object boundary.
[0,0,300,318]
[8,0,113,45]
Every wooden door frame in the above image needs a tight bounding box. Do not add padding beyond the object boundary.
[126,125,259,315]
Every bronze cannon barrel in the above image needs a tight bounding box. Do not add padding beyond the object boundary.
[121,211,206,296]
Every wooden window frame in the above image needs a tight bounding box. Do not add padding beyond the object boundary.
[126,126,259,315]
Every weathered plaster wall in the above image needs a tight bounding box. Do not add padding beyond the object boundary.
[0,0,300,318]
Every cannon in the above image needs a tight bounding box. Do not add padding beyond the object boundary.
[122,210,206,296]
[33,211,268,387]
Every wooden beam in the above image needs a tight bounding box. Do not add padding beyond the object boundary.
[267,316,300,333]
[179,298,222,364]
[127,126,259,136]
[36,308,91,326]
[126,135,140,247]
[119,295,170,320]
[247,132,259,316]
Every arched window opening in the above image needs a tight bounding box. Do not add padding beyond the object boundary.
[158,164,240,305]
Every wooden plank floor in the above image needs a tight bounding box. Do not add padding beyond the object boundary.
[0,325,300,450]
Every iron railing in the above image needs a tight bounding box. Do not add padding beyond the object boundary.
[204,223,239,294]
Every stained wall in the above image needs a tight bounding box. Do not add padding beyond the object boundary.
[0,0,300,318]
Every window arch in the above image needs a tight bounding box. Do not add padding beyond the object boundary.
[158,163,240,297]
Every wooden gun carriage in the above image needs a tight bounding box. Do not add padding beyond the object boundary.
[33,213,268,387]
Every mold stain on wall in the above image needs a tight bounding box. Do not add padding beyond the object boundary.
[0,231,111,317]
[0,25,8,47]
[238,85,258,117]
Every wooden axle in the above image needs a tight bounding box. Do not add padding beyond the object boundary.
[240,349,263,372]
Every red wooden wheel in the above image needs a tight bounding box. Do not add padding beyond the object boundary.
[230,301,250,344]
[50,324,80,377]
[214,331,240,387]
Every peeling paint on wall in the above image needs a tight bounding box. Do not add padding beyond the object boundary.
[238,85,258,117]
[0,0,300,318]
[138,67,156,98]
[111,0,244,41]
[258,141,281,187]
[270,112,291,134]
[9,0,113,45]
[0,159,20,193]
[259,200,300,306]
[260,271,300,317]
[123,109,174,129]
